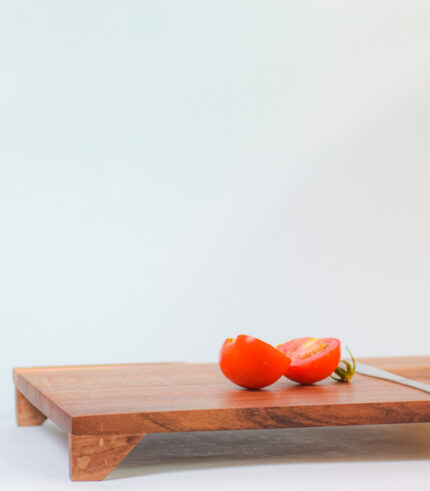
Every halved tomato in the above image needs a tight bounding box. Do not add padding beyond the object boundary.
[277,337,341,384]
[219,335,291,389]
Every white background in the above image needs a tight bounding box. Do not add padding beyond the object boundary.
[1,1,430,489]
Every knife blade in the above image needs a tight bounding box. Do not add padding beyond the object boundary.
[355,361,430,394]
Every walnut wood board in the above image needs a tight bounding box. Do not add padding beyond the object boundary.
[14,356,430,481]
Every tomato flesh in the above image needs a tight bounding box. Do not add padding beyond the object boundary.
[277,337,341,384]
[219,335,291,389]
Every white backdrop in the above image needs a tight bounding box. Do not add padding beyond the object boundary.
[1,1,430,416]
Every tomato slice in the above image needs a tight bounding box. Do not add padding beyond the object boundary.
[219,335,291,389]
[277,337,341,384]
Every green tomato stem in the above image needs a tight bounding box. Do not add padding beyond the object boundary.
[330,346,356,383]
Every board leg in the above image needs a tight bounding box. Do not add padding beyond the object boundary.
[69,433,144,481]
[16,390,47,426]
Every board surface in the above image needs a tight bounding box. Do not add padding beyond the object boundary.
[14,356,430,436]
[14,356,430,480]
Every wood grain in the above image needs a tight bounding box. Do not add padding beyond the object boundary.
[13,356,430,481]
[69,433,144,481]
[16,390,46,426]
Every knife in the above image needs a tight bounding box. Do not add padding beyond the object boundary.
[355,361,430,394]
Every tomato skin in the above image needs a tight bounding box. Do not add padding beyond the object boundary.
[277,337,341,384]
[219,335,291,389]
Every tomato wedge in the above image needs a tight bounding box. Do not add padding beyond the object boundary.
[219,335,291,389]
[277,337,341,384]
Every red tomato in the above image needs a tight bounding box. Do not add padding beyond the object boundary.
[219,335,291,389]
[277,337,341,384]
